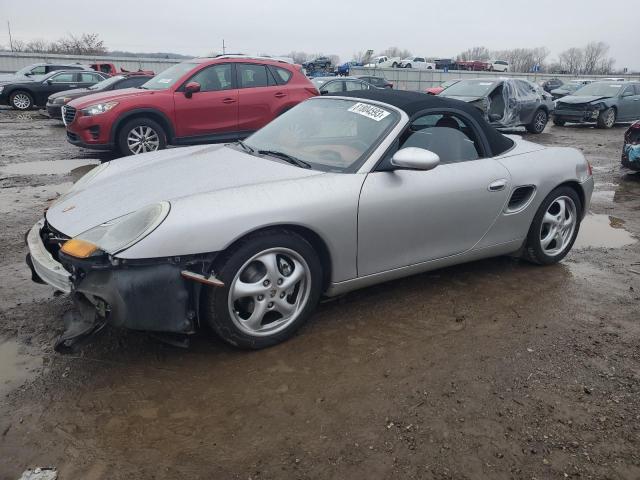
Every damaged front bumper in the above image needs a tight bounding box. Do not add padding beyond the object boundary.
[26,218,220,352]
[553,107,601,124]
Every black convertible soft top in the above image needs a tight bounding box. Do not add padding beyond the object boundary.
[336,89,514,156]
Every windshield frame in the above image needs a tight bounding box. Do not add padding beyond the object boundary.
[439,79,498,97]
[572,82,625,98]
[139,62,200,91]
[241,97,403,174]
[88,75,125,90]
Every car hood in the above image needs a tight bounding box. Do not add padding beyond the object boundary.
[557,95,610,105]
[67,87,154,108]
[46,144,324,237]
[48,87,95,101]
[0,74,36,84]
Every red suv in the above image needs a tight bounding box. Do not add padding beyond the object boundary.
[64,56,318,155]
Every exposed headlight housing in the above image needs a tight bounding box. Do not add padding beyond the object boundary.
[81,101,118,116]
[62,202,170,257]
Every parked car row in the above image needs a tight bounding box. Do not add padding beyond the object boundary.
[422,77,640,131]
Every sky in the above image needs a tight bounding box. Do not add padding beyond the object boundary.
[0,0,637,70]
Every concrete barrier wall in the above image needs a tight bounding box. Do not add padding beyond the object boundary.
[0,52,183,74]
[350,67,640,91]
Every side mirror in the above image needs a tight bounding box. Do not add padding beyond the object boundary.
[184,81,201,98]
[391,147,440,171]
[25,72,33,76]
[46,79,53,85]
[320,89,328,95]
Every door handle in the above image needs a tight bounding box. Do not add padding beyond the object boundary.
[488,179,507,192]
[274,92,287,98]
[222,98,236,104]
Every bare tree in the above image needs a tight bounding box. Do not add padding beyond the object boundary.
[380,46,411,59]
[10,39,26,52]
[558,47,584,74]
[286,51,310,64]
[457,46,490,62]
[582,41,611,74]
[50,33,107,55]
[24,39,50,53]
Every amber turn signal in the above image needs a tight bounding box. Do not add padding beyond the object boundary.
[60,239,99,258]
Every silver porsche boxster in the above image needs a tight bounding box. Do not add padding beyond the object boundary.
[27,90,594,351]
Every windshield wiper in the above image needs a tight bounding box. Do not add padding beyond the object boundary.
[236,140,254,153]
[257,150,311,169]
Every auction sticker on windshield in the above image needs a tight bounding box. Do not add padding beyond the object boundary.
[348,103,391,121]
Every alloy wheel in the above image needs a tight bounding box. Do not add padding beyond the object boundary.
[534,111,547,132]
[127,125,160,154]
[12,93,31,110]
[539,195,577,257]
[604,109,615,128]
[228,248,311,337]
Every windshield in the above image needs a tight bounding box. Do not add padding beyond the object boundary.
[140,62,198,90]
[441,80,458,89]
[88,75,125,90]
[243,98,399,173]
[440,80,497,97]
[15,66,35,76]
[573,82,624,97]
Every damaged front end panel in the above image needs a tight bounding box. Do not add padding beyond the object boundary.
[27,219,220,353]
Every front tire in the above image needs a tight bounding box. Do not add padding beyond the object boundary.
[523,186,582,265]
[202,230,323,349]
[117,117,167,156]
[526,109,548,134]
[392,62,398,68]
[597,107,616,129]
[10,91,33,110]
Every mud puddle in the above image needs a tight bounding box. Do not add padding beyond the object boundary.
[0,339,41,397]
[0,160,99,179]
[575,213,637,249]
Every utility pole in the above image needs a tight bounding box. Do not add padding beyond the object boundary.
[7,21,13,52]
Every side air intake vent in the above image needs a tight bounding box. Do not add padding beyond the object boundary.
[506,185,535,212]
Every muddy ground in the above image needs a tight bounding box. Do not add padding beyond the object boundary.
[0,107,639,480]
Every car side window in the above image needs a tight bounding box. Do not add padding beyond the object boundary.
[269,66,292,85]
[80,72,101,83]
[634,84,640,95]
[399,113,482,164]
[322,81,344,93]
[50,73,75,83]
[237,64,273,89]
[345,81,366,91]
[31,66,47,75]
[622,85,635,97]
[188,64,233,92]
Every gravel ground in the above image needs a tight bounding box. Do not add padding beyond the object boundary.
[0,107,639,480]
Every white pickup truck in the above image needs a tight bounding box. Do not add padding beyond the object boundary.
[399,56,436,69]
[364,55,402,68]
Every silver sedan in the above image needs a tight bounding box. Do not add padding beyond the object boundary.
[27,90,593,351]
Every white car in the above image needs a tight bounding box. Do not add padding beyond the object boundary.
[364,56,402,68]
[490,61,509,72]
[399,57,435,70]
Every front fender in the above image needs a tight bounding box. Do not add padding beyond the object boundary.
[118,173,367,283]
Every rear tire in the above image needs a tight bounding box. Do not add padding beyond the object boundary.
[10,90,33,110]
[596,107,616,129]
[522,186,582,265]
[202,230,323,349]
[526,109,548,134]
[117,117,167,156]
[392,62,398,68]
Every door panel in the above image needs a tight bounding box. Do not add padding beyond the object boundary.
[358,159,510,276]
[617,86,640,121]
[173,63,238,137]
[236,63,289,131]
